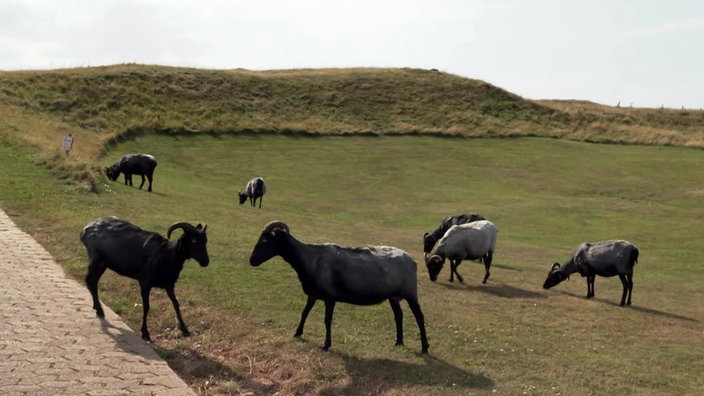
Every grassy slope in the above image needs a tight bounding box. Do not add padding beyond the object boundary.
[2,133,702,395]
[1,65,703,395]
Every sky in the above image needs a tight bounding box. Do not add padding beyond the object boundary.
[1,0,703,109]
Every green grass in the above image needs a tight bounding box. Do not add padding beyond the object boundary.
[1,133,702,395]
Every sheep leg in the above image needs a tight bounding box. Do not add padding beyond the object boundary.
[125,174,132,186]
[85,260,107,318]
[139,284,152,341]
[146,171,153,192]
[258,196,262,209]
[295,295,316,337]
[138,174,146,189]
[406,298,429,354]
[450,260,464,283]
[389,299,404,346]
[618,274,633,306]
[322,300,336,351]
[586,275,595,299]
[482,251,493,284]
[166,286,190,337]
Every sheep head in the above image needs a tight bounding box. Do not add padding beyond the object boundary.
[425,254,445,282]
[167,222,209,267]
[542,262,569,289]
[249,221,290,266]
[238,192,248,204]
[103,166,120,181]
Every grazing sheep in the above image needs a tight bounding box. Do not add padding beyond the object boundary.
[423,213,486,255]
[104,154,157,192]
[239,177,266,208]
[249,221,429,354]
[543,240,639,306]
[80,216,209,341]
[425,220,498,284]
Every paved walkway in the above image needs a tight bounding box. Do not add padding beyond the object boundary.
[0,208,195,395]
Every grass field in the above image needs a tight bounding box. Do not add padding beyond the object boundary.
[1,132,702,395]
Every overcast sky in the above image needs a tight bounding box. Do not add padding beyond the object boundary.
[1,0,703,109]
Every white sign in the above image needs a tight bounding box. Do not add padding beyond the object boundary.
[62,134,73,152]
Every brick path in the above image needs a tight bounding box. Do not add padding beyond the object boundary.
[0,208,195,395]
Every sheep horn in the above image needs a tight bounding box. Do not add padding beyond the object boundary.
[263,221,289,235]
[551,262,561,271]
[429,254,443,265]
[167,222,199,239]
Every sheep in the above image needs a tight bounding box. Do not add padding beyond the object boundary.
[80,216,209,341]
[239,177,266,208]
[425,220,498,284]
[104,153,157,192]
[249,221,429,354]
[543,240,639,306]
[423,213,486,255]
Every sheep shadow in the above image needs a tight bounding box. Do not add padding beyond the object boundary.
[554,290,698,322]
[438,281,547,299]
[98,318,162,361]
[151,342,277,395]
[319,351,494,395]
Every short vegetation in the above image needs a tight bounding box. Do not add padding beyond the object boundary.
[1,65,703,395]
[1,64,703,189]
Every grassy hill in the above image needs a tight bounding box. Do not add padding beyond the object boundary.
[1,64,702,189]
[1,65,703,395]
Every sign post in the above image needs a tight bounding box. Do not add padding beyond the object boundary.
[62,134,74,156]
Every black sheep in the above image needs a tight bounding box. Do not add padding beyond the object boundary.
[249,221,429,354]
[104,154,157,192]
[423,213,486,255]
[80,216,209,340]
[543,240,639,306]
[238,177,266,208]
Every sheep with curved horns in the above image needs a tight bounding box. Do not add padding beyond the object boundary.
[80,216,209,341]
[249,221,429,354]
[425,220,498,284]
[423,213,486,255]
[239,177,266,208]
[104,154,157,192]
[543,240,639,306]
